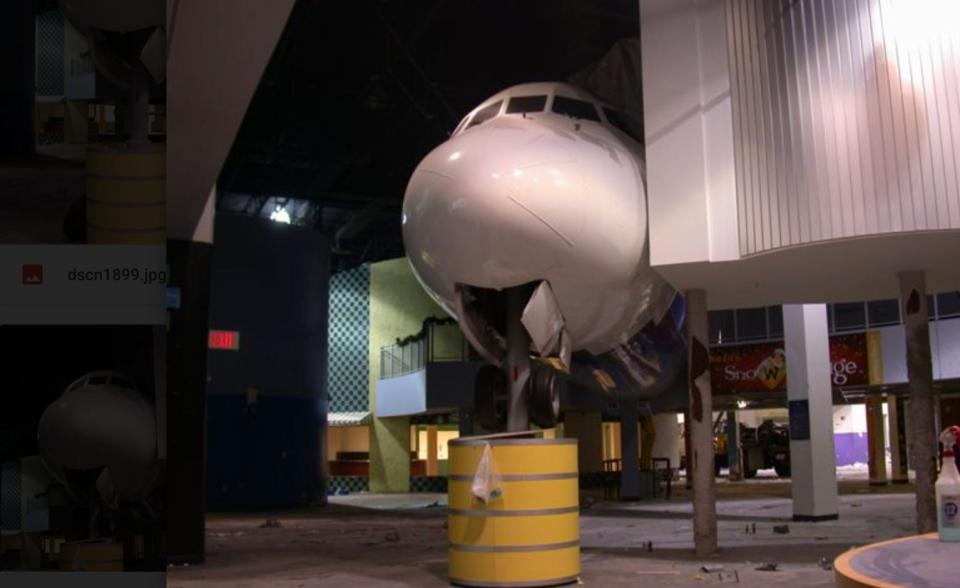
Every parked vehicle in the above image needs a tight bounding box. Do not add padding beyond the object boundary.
[740,419,791,478]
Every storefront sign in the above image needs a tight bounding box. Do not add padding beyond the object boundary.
[710,333,870,394]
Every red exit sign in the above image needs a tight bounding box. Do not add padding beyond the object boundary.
[209,330,240,350]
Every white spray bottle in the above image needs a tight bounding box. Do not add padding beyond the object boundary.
[936,425,960,541]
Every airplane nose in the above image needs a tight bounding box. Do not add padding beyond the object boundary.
[402,126,581,302]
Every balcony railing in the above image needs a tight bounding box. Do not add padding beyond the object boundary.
[380,321,474,379]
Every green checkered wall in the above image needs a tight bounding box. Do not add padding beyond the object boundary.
[1,462,20,530]
[328,265,371,412]
[37,11,64,96]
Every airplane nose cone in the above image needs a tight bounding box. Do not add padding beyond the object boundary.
[38,385,158,500]
[402,124,584,306]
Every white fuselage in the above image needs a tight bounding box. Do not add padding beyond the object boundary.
[403,83,673,356]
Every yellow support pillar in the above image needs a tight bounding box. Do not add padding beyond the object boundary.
[866,395,888,486]
[427,425,439,476]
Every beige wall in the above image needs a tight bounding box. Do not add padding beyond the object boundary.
[367,258,448,491]
[327,426,370,461]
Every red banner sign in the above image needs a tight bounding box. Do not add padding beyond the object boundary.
[710,333,868,395]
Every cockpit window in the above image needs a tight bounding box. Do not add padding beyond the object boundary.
[111,376,135,389]
[506,95,547,114]
[453,115,470,135]
[552,95,601,122]
[466,100,502,129]
[603,107,643,143]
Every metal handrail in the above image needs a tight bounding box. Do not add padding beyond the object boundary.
[379,322,475,379]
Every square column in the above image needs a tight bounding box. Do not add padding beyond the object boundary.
[726,411,741,480]
[783,304,838,521]
[426,425,439,476]
[564,411,603,473]
[888,394,909,483]
[866,395,888,486]
[620,400,641,500]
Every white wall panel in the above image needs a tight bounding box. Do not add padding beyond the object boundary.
[726,0,960,255]
[642,0,739,268]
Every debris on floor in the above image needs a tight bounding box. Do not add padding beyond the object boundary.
[818,557,833,571]
[773,524,790,534]
[260,519,282,528]
[701,564,724,573]
[756,562,779,572]
[209,531,245,538]
[717,570,740,583]
[384,531,401,542]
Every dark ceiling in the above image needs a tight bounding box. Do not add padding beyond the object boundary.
[217,0,639,270]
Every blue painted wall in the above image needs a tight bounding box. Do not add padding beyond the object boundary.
[207,396,323,508]
[207,216,329,509]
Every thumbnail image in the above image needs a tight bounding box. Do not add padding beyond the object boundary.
[0,325,164,571]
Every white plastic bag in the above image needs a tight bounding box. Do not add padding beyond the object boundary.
[471,442,503,504]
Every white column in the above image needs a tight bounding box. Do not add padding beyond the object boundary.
[651,413,682,472]
[783,304,838,520]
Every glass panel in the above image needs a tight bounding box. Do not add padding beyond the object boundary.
[708,310,735,344]
[833,302,866,331]
[928,294,937,319]
[466,100,502,128]
[506,95,547,114]
[767,306,783,337]
[552,95,601,121]
[735,307,767,340]
[938,292,960,318]
[867,299,900,327]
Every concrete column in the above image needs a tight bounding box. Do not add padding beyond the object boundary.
[0,0,34,157]
[683,409,693,490]
[458,407,474,438]
[651,413,681,471]
[426,425,439,476]
[726,411,741,480]
[685,289,717,556]
[505,288,530,432]
[620,400,641,500]
[166,188,215,563]
[783,304,839,521]
[640,415,655,470]
[866,395,888,485]
[899,271,938,533]
[64,100,89,144]
[565,411,603,473]
[888,394,909,483]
